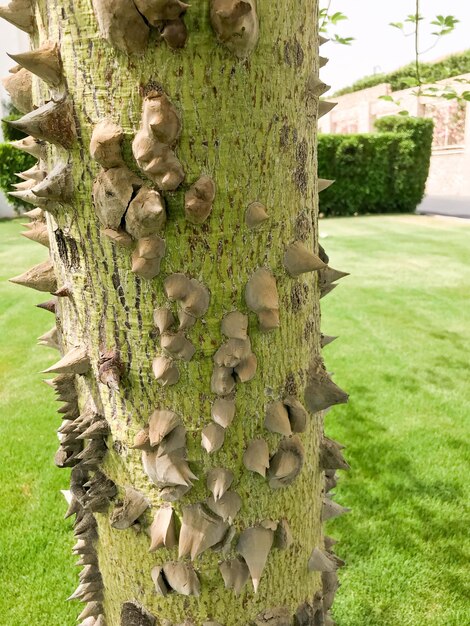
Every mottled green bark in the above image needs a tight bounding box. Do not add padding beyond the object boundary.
[17,0,337,624]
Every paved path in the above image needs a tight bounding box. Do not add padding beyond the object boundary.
[417,195,470,219]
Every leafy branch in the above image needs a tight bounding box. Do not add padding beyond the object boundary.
[319,4,354,45]
[389,2,460,97]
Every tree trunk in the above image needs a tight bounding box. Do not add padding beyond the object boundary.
[3,0,349,624]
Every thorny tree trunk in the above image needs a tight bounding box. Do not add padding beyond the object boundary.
[2,0,350,624]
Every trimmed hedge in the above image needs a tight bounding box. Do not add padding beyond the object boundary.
[318,116,434,216]
[0,143,36,211]
[334,49,470,96]
[0,104,35,212]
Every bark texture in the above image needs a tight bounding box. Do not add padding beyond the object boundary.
[3,0,349,624]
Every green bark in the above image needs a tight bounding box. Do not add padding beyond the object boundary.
[4,0,348,624]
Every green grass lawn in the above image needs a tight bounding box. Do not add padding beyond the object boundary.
[320,215,470,626]
[0,215,469,625]
[0,218,77,626]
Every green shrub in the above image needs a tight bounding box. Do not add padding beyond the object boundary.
[375,116,434,210]
[318,116,434,216]
[1,114,27,142]
[2,102,28,142]
[0,143,36,211]
[0,102,36,212]
[334,49,470,96]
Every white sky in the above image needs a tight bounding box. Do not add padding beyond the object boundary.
[321,0,470,92]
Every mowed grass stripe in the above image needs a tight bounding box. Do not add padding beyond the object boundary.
[321,215,470,626]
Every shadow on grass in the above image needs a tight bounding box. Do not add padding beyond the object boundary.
[329,400,468,624]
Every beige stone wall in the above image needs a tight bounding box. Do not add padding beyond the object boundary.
[318,83,389,134]
[427,104,470,197]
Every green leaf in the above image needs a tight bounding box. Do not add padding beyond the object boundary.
[330,11,348,24]
[389,22,404,30]
[431,14,459,35]
[430,15,446,26]
[445,15,459,26]
[398,110,410,116]
[332,35,354,46]
[405,13,424,23]
[379,95,395,102]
